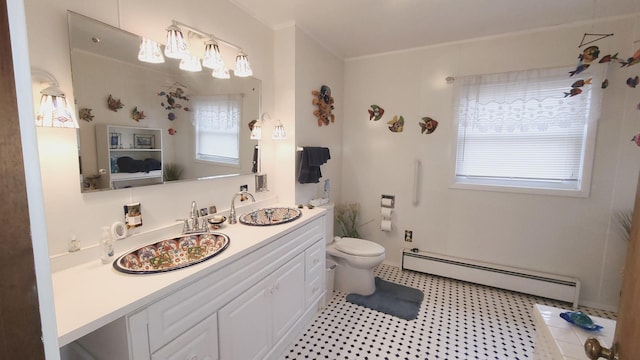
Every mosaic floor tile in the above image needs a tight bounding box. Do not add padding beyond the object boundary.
[281,263,616,360]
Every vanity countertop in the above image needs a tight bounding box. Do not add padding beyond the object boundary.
[52,205,326,347]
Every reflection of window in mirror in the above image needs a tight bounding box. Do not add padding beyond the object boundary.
[193,95,242,165]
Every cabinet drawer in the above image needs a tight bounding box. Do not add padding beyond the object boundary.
[306,273,324,306]
[305,240,324,279]
[152,313,218,360]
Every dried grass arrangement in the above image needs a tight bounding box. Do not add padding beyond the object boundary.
[335,202,361,238]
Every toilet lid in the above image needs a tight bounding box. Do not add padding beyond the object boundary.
[334,237,385,256]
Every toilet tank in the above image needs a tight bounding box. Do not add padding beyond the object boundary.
[320,203,334,244]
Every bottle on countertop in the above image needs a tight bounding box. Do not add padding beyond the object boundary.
[100,226,114,264]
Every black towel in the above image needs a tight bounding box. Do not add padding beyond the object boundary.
[298,147,331,184]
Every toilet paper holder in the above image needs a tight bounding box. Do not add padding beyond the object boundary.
[381,195,395,208]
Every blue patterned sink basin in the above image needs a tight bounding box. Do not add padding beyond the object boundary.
[239,207,302,226]
[113,232,229,274]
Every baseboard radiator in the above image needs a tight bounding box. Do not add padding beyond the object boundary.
[402,250,580,308]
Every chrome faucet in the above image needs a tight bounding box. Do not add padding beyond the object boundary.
[229,191,256,224]
[178,201,207,234]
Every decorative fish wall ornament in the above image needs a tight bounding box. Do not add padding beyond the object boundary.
[312,85,335,126]
[387,115,404,133]
[579,46,600,64]
[632,133,640,147]
[79,108,94,122]
[368,105,385,121]
[626,76,639,88]
[419,117,438,134]
[107,94,124,112]
[131,107,146,121]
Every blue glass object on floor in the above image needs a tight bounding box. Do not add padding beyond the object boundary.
[560,311,603,331]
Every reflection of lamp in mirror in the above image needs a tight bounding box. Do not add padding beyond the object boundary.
[179,54,203,72]
[138,38,165,64]
[164,24,189,59]
[234,51,253,77]
[32,69,78,128]
[212,66,230,79]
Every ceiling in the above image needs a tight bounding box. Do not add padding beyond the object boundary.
[230,0,640,59]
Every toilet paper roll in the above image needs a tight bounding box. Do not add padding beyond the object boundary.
[381,207,393,218]
[111,221,127,240]
[381,198,393,207]
[381,220,392,232]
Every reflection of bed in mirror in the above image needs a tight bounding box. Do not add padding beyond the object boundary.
[68,11,260,192]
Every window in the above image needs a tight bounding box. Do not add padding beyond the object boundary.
[193,94,242,165]
[452,66,603,196]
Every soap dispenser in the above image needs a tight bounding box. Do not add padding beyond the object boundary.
[100,226,115,264]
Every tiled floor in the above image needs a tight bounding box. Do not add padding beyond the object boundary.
[282,264,616,360]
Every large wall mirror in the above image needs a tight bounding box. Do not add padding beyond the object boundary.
[68,11,260,193]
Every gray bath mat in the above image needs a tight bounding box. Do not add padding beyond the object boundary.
[346,277,423,320]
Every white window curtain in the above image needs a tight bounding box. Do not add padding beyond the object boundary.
[453,65,603,193]
[192,94,242,165]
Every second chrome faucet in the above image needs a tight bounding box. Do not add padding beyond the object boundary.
[229,191,255,224]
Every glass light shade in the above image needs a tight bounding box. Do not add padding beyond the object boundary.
[234,51,253,77]
[212,66,230,79]
[179,54,202,72]
[138,38,165,64]
[272,121,287,140]
[202,41,225,70]
[250,121,262,140]
[36,87,78,128]
[164,25,189,59]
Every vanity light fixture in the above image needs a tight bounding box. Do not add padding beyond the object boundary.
[179,54,203,72]
[250,120,262,140]
[272,120,287,140]
[202,40,225,71]
[234,51,253,77]
[137,38,165,64]
[32,69,78,128]
[164,24,189,59]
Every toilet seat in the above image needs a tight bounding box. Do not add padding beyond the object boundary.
[334,237,385,257]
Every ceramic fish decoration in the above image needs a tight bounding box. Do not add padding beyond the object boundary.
[131,107,146,121]
[571,78,592,88]
[598,53,618,63]
[248,119,257,131]
[168,128,177,135]
[601,79,609,89]
[387,115,404,133]
[107,95,124,112]
[419,117,438,134]
[312,85,335,126]
[632,133,640,147]
[626,76,639,88]
[569,63,590,77]
[368,105,385,121]
[564,88,583,97]
[620,48,640,67]
[79,108,94,122]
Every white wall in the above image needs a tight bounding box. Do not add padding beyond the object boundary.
[293,28,344,205]
[24,0,276,261]
[342,16,640,310]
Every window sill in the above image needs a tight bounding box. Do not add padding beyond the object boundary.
[450,178,589,198]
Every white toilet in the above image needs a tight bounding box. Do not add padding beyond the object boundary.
[323,204,386,296]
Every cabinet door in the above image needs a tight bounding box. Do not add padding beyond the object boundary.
[271,253,305,341]
[218,280,271,360]
[151,313,218,360]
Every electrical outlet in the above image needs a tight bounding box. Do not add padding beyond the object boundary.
[404,230,413,242]
[240,184,248,191]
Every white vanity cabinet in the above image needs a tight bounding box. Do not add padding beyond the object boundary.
[218,253,305,360]
[70,215,327,360]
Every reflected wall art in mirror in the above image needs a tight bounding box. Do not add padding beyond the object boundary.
[68,11,260,192]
